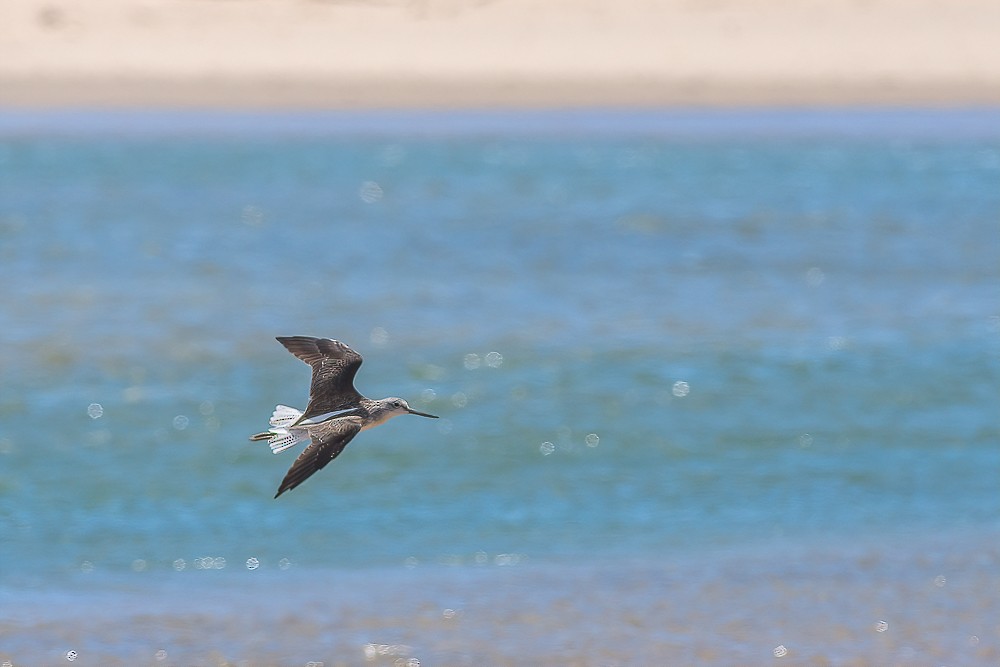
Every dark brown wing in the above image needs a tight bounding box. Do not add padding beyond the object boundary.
[276,336,364,421]
[273,417,362,498]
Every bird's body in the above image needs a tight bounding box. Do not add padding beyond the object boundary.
[250,336,437,497]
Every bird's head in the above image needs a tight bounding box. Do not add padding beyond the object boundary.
[371,397,438,426]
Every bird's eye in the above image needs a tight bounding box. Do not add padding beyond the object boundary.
[392,400,401,408]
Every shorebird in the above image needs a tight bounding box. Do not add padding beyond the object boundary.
[250,336,437,498]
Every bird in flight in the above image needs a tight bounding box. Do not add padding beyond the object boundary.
[250,336,437,497]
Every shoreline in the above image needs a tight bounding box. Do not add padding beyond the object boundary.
[5,527,1000,665]
[3,107,999,142]
[3,76,1000,111]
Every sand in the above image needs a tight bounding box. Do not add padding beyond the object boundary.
[2,0,1000,109]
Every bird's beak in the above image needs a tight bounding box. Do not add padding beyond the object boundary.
[407,408,438,419]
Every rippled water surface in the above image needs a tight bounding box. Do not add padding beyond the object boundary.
[1,109,999,665]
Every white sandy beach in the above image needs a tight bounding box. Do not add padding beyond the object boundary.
[2,0,1000,108]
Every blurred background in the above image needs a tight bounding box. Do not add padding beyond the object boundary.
[2,1,1000,665]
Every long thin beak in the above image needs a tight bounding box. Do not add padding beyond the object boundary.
[407,408,438,419]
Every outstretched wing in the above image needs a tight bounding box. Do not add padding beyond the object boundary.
[276,336,364,422]
[273,417,363,498]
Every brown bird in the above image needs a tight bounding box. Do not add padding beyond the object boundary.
[250,336,437,498]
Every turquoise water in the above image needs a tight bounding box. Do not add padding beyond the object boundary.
[1,109,999,665]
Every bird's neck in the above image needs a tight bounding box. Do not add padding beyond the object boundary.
[359,398,393,430]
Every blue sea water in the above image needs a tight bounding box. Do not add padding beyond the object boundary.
[1,108,999,665]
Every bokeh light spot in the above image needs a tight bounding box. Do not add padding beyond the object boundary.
[241,205,264,227]
[370,327,389,346]
[359,180,384,203]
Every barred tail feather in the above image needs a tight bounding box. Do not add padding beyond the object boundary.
[249,405,311,453]
[270,405,303,428]
[267,428,312,454]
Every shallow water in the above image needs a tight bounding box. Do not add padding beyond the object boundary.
[1,108,999,664]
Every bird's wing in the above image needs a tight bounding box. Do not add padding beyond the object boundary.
[276,336,364,421]
[273,417,363,498]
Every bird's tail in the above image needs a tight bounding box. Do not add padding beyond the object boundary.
[249,405,312,454]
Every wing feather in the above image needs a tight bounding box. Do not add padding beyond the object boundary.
[275,336,364,421]
[273,417,362,498]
